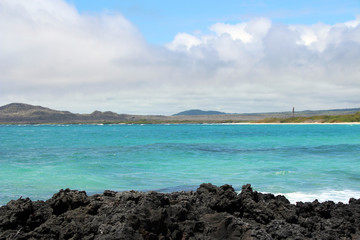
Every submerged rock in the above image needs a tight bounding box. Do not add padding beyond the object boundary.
[0,184,359,239]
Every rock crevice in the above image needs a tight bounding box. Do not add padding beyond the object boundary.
[1,184,359,239]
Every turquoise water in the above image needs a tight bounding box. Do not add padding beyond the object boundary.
[1,124,360,205]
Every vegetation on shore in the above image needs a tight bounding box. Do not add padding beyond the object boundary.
[254,111,360,123]
[1,103,360,124]
[2,112,360,125]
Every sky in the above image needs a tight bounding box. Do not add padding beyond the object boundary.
[1,0,360,115]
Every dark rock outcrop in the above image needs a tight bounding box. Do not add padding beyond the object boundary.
[1,184,359,239]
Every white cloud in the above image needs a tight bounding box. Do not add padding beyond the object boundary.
[210,18,271,44]
[166,33,202,51]
[211,22,254,43]
[165,15,360,113]
[1,0,360,115]
[288,16,360,52]
[0,0,148,86]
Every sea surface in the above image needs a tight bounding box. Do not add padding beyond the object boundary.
[1,124,360,205]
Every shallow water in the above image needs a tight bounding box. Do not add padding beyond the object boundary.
[1,124,360,204]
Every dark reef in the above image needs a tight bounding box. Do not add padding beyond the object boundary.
[1,184,360,239]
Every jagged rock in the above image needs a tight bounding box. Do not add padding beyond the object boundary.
[0,183,359,239]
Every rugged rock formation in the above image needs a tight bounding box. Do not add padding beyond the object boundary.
[1,184,359,239]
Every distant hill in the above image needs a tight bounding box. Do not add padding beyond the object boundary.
[0,103,131,123]
[173,109,226,116]
[0,103,77,123]
[1,103,359,124]
[0,103,57,114]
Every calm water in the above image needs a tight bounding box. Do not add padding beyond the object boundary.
[1,124,360,205]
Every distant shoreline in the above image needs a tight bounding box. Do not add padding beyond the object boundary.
[1,121,360,125]
[224,122,360,125]
[1,103,360,124]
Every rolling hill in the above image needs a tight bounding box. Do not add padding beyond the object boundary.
[1,103,360,124]
[173,109,226,116]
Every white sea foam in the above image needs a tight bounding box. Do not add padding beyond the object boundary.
[276,190,360,204]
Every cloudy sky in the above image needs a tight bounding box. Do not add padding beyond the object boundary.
[1,0,360,115]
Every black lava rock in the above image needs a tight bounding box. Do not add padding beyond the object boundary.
[0,183,359,239]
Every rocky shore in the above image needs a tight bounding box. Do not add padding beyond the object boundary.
[1,184,359,239]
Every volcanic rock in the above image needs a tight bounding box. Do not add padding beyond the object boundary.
[0,184,359,239]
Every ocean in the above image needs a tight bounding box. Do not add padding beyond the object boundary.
[1,124,360,205]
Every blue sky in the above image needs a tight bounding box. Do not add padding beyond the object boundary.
[1,0,360,114]
[66,0,360,44]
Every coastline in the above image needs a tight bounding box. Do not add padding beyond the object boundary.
[1,103,360,125]
[1,183,359,239]
[222,122,360,125]
[1,121,360,125]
